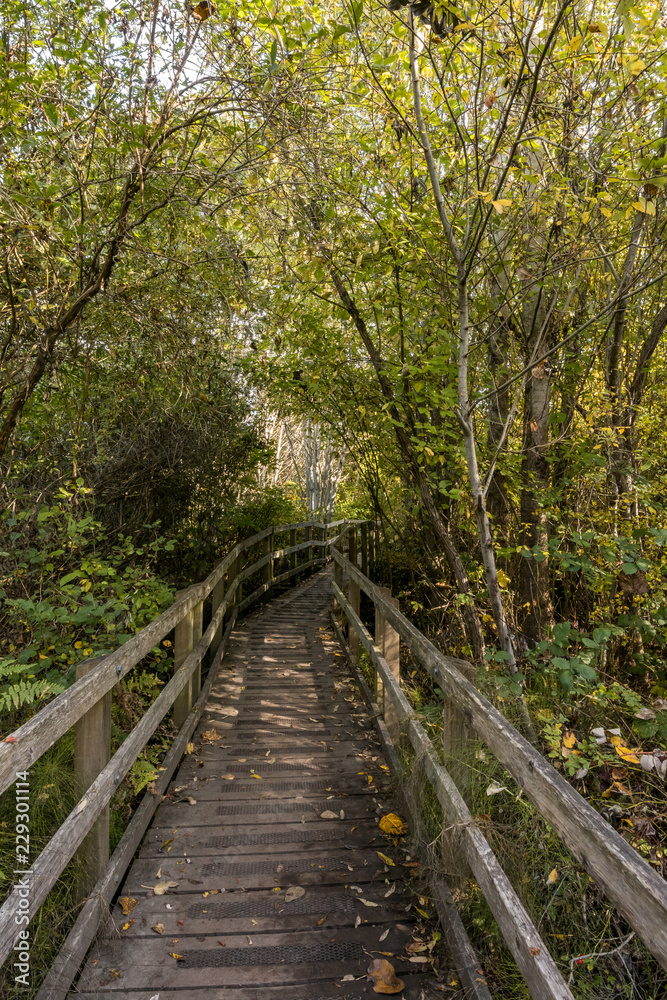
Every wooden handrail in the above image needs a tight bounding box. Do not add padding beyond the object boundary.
[331,544,667,975]
[0,519,370,973]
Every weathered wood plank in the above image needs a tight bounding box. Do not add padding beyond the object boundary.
[334,550,667,972]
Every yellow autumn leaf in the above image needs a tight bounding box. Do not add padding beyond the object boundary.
[169,952,185,961]
[547,868,558,883]
[562,730,577,749]
[613,742,641,764]
[185,742,194,754]
[414,906,429,918]
[377,851,396,866]
[379,813,407,836]
[496,569,511,589]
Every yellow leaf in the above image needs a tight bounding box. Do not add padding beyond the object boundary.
[185,743,194,754]
[600,206,611,218]
[379,813,407,836]
[613,743,641,764]
[119,897,137,915]
[496,569,511,589]
[169,952,185,961]
[74,641,83,649]
[376,852,396,866]
[562,730,577,749]
[414,906,429,918]
[547,868,558,883]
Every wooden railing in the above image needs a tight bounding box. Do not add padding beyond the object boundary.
[330,524,667,1000]
[0,519,359,995]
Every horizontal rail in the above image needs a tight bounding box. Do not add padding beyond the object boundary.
[332,547,667,973]
[333,582,573,1000]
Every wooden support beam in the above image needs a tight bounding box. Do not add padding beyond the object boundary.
[360,521,368,577]
[74,657,110,897]
[348,526,360,658]
[290,527,297,571]
[262,529,275,587]
[374,585,400,738]
[173,588,195,729]
[304,524,312,575]
[211,566,225,657]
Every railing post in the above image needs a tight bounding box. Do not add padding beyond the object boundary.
[304,524,312,575]
[263,527,274,590]
[290,527,297,571]
[442,661,476,805]
[369,522,376,581]
[173,589,195,729]
[74,657,110,896]
[375,586,400,739]
[361,521,368,577]
[211,566,225,658]
[348,525,360,658]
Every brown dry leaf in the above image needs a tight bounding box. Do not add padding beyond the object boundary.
[378,813,406,836]
[603,780,633,797]
[359,898,379,907]
[222,774,235,780]
[119,897,137,916]
[201,728,219,742]
[367,958,405,994]
[151,923,165,935]
[530,947,541,956]
[192,1,216,21]
[320,810,340,820]
[285,886,306,902]
[611,767,628,781]
[149,881,179,895]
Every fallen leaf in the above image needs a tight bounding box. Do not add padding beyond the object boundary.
[201,728,219,741]
[168,952,185,961]
[151,923,165,934]
[379,928,390,941]
[635,707,656,721]
[379,813,406,836]
[547,868,558,883]
[285,886,306,902]
[121,919,134,931]
[376,852,395,866]
[530,947,541,956]
[222,774,235,780]
[359,898,379,907]
[367,957,405,994]
[384,884,396,897]
[408,955,429,963]
[185,743,194,754]
[119,897,137,916]
[562,730,577,749]
[148,881,179,895]
[355,914,362,928]
[612,741,641,764]
[486,781,508,796]
[3,736,17,743]
[185,796,197,805]
[320,810,340,819]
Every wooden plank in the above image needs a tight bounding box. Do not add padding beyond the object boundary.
[74,657,111,897]
[34,612,238,1000]
[334,581,574,1000]
[334,550,667,972]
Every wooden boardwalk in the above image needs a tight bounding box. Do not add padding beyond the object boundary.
[73,571,436,999]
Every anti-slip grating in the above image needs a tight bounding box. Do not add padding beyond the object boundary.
[205,828,345,848]
[186,894,356,920]
[215,762,320,773]
[181,941,363,968]
[216,800,349,816]
[233,779,331,791]
[201,856,356,877]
